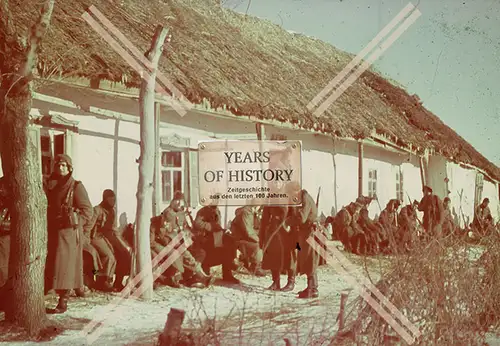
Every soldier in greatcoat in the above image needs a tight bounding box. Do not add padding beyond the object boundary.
[160,191,213,288]
[288,189,320,299]
[45,154,93,314]
[192,198,240,284]
[260,205,297,291]
[418,186,444,239]
[231,203,266,276]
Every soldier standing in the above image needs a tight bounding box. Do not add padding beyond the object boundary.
[418,186,444,239]
[45,154,94,314]
[289,189,320,299]
[260,205,296,291]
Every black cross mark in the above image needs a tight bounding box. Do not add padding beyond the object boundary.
[296,242,301,251]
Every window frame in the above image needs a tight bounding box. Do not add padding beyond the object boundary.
[40,128,66,180]
[159,150,186,206]
[367,168,378,198]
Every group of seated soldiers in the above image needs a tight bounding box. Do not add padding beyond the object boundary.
[326,186,497,255]
[0,176,498,307]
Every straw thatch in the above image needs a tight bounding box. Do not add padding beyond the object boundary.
[11,0,500,180]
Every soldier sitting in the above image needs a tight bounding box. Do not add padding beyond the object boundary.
[159,192,213,288]
[397,200,420,250]
[357,207,384,255]
[378,199,401,253]
[84,190,131,292]
[230,203,266,276]
[472,198,494,238]
[192,196,240,284]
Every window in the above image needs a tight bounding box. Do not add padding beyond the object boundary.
[40,130,66,180]
[368,169,378,198]
[396,168,404,201]
[160,151,185,204]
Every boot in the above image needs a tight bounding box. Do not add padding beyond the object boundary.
[221,266,240,284]
[281,276,295,292]
[193,265,215,287]
[97,276,114,292]
[74,287,86,298]
[267,271,281,291]
[113,275,126,292]
[298,274,319,299]
[165,272,184,288]
[47,292,68,314]
[249,263,266,277]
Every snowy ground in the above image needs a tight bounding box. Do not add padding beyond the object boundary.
[0,243,498,345]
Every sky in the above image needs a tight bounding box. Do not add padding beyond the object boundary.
[223,0,500,166]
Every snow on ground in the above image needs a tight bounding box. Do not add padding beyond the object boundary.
[0,244,388,345]
[1,243,497,345]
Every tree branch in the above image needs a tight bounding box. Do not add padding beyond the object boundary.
[20,0,55,79]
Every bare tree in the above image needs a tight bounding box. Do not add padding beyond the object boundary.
[134,25,169,300]
[0,0,55,336]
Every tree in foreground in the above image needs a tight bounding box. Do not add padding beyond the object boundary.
[133,25,170,300]
[0,0,55,336]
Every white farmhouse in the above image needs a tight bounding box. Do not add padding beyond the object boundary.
[2,0,498,229]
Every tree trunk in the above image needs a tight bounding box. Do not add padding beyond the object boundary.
[134,25,169,300]
[0,0,55,336]
[1,93,48,334]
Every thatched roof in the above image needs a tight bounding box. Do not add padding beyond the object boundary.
[12,0,500,180]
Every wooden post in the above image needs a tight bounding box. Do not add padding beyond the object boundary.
[338,291,348,331]
[358,141,364,198]
[153,102,161,216]
[134,26,170,300]
[419,155,427,188]
[159,308,185,346]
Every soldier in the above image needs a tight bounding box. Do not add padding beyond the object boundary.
[378,199,400,253]
[0,177,10,307]
[149,214,185,288]
[45,154,94,314]
[260,205,296,291]
[289,188,320,299]
[230,202,266,276]
[357,206,384,255]
[331,204,353,246]
[472,198,493,237]
[418,186,444,239]
[192,197,240,284]
[442,197,457,237]
[160,191,213,288]
[348,202,368,254]
[397,200,419,249]
[84,190,131,292]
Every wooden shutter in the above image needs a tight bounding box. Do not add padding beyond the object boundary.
[188,150,199,208]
